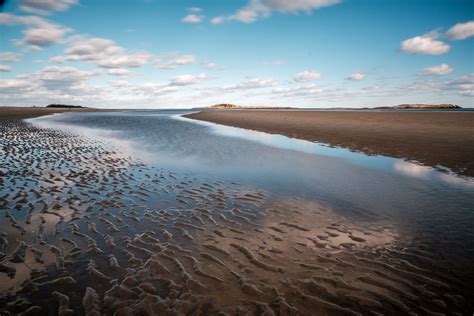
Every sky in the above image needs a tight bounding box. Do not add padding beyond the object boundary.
[0,0,473,109]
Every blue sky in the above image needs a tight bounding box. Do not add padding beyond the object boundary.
[0,0,473,108]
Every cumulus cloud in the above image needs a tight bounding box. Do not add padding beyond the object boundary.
[272,83,322,98]
[398,73,474,97]
[417,63,453,76]
[346,72,366,81]
[169,73,208,86]
[0,52,22,62]
[445,74,474,96]
[132,83,178,96]
[211,0,339,24]
[270,83,391,102]
[19,0,78,15]
[0,79,33,93]
[1,67,186,106]
[400,33,450,55]
[210,16,225,25]
[182,7,204,23]
[65,37,124,59]
[293,70,321,82]
[155,54,196,69]
[0,13,70,48]
[39,65,98,91]
[50,36,151,69]
[97,52,151,68]
[17,65,104,99]
[0,13,44,25]
[220,77,278,91]
[108,69,134,76]
[23,25,69,47]
[0,65,12,72]
[204,62,219,69]
[446,21,474,40]
[182,14,203,23]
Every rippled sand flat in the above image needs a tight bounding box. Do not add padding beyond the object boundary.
[0,119,472,315]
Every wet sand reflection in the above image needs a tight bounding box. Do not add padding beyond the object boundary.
[0,119,471,314]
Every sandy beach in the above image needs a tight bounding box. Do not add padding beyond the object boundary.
[185,110,474,176]
[1,110,472,314]
[0,107,104,121]
[1,0,473,313]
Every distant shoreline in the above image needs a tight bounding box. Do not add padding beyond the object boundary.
[184,110,474,177]
[0,106,113,121]
[194,103,462,110]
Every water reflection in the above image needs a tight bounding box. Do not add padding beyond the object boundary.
[15,110,474,313]
[177,114,474,189]
[26,111,473,248]
[26,114,153,163]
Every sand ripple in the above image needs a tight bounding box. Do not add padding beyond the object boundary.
[0,119,471,315]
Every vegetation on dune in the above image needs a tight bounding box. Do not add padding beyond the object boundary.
[375,104,461,109]
[198,103,294,109]
[46,104,86,108]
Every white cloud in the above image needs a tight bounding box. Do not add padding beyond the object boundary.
[205,62,219,69]
[155,54,196,69]
[97,52,151,68]
[272,83,322,98]
[446,21,474,40]
[19,0,78,15]
[39,66,98,91]
[293,70,321,82]
[182,7,204,23]
[50,36,124,64]
[445,74,474,96]
[0,13,43,25]
[132,83,178,96]
[400,33,450,55]
[199,60,223,70]
[31,65,101,98]
[0,52,22,62]
[346,72,366,81]
[23,24,69,47]
[65,37,124,59]
[417,63,453,76]
[0,65,12,72]
[0,13,70,48]
[50,36,151,69]
[210,16,225,25]
[108,69,134,76]
[397,73,474,97]
[0,79,33,92]
[220,77,278,91]
[182,14,203,23]
[109,79,129,88]
[169,73,208,86]
[211,0,339,24]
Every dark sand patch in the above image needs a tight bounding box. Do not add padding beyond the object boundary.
[185,110,474,176]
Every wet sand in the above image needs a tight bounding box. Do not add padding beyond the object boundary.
[1,113,473,314]
[0,106,103,121]
[185,110,474,176]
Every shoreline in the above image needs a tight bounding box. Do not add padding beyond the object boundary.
[0,106,112,121]
[184,110,474,177]
[1,109,473,314]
